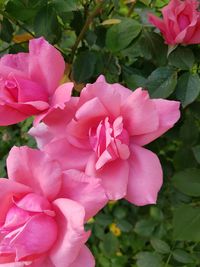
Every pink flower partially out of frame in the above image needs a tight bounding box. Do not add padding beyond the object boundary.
[0,37,73,126]
[30,75,180,206]
[0,146,107,267]
[148,0,200,45]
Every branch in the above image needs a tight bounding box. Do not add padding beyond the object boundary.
[70,1,104,63]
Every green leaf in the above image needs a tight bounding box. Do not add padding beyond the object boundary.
[139,31,167,66]
[174,147,198,171]
[176,72,200,108]
[52,0,79,12]
[168,47,195,70]
[72,50,97,83]
[150,239,170,254]
[0,18,14,43]
[102,233,119,256]
[146,66,177,98]
[172,249,195,264]
[192,145,200,164]
[123,73,147,91]
[113,206,127,219]
[179,116,199,145]
[106,18,142,52]
[136,252,163,267]
[34,5,61,43]
[172,169,200,197]
[6,0,43,21]
[95,213,113,227]
[116,219,132,232]
[134,219,157,237]
[173,205,200,241]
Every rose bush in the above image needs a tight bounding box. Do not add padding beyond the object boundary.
[148,0,200,45]
[30,75,180,205]
[0,146,107,267]
[1,0,200,266]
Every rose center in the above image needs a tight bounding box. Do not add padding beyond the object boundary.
[89,116,130,169]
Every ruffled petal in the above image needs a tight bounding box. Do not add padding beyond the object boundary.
[0,179,30,225]
[121,88,159,136]
[133,99,180,146]
[7,146,62,201]
[125,145,163,206]
[44,139,91,171]
[50,199,89,267]
[28,37,65,95]
[86,154,129,200]
[59,169,108,220]
[70,246,95,267]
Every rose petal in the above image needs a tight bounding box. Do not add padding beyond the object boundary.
[125,145,163,206]
[70,246,95,267]
[133,99,180,146]
[59,169,108,220]
[11,214,57,261]
[50,199,89,267]
[28,37,65,95]
[7,146,62,201]
[121,88,159,136]
[86,153,129,200]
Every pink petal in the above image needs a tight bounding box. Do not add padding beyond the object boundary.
[70,246,95,267]
[0,105,28,126]
[59,169,108,220]
[79,75,131,117]
[50,82,73,108]
[148,13,166,32]
[29,257,55,267]
[14,193,52,213]
[133,99,180,146]
[187,22,200,43]
[50,199,89,267]
[28,37,65,95]
[44,139,91,171]
[7,146,62,201]
[15,76,48,103]
[28,123,55,149]
[0,262,27,266]
[125,145,163,206]
[0,179,30,225]
[0,53,29,77]
[11,214,57,261]
[75,97,108,121]
[86,153,129,200]
[121,88,159,136]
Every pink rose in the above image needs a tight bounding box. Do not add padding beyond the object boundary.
[30,75,180,206]
[0,146,107,266]
[0,37,73,126]
[148,0,200,45]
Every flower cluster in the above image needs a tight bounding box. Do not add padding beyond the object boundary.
[0,33,180,266]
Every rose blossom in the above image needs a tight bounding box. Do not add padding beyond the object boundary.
[30,75,180,206]
[0,146,107,266]
[0,37,73,126]
[148,0,200,45]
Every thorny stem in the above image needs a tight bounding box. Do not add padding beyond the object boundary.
[70,1,104,63]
